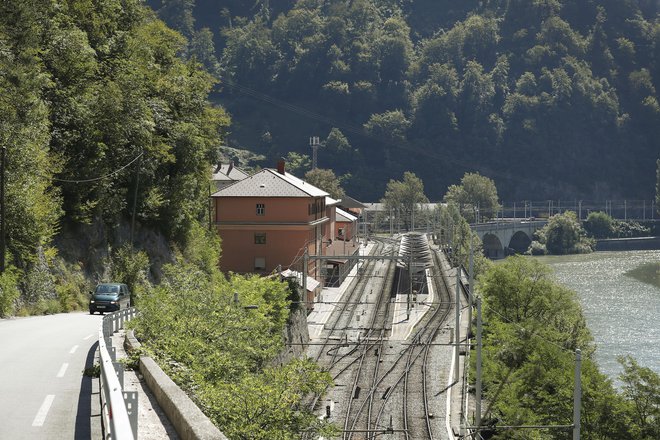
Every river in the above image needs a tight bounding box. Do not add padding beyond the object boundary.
[535,250,660,382]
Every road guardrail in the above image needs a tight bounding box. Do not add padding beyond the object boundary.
[99,308,138,439]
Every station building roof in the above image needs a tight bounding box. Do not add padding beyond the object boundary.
[211,168,329,198]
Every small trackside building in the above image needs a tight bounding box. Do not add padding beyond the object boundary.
[211,160,330,303]
[336,207,358,241]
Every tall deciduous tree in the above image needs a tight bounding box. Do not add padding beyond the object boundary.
[444,172,500,222]
[538,211,594,255]
[381,171,428,231]
[304,168,345,200]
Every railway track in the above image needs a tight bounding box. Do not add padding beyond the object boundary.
[307,234,464,440]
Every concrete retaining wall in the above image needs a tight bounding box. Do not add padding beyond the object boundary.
[125,331,228,440]
[595,236,660,251]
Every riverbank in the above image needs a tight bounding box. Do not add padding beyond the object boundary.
[595,236,660,251]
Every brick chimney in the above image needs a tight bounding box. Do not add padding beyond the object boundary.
[277,158,285,175]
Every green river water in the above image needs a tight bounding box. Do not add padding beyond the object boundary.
[534,250,660,381]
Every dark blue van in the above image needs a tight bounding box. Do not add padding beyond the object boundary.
[89,283,131,314]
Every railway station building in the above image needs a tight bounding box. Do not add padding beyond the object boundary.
[212,160,335,304]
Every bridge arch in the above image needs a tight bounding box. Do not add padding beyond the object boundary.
[508,230,532,254]
[482,233,504,259]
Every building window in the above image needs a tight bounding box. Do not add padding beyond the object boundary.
[254,233,266,244]
[256,203,265,215]
[338,228,344,237]
[254,257,266,271]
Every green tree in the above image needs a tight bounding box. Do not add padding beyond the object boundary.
[477,256,636,439]
[584,211,614,238]
[304,168,345,200]
[284,152,311,176]
[381,171,428,231]
[157,0,195,39]
[437,203,490,275]
[538,211,594,255]
[444,172,501,222]
[618,355,660,439]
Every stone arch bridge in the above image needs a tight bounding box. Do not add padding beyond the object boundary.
[472,220,548,259]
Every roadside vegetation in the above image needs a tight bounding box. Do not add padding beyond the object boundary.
[128,224,335,439]
[477,256,660,439]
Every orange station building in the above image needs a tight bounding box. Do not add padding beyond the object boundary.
[211,160,334,301]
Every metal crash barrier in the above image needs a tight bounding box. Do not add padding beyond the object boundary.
[99,307,138,439]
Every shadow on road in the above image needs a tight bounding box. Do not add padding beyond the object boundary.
[75,341,99,439]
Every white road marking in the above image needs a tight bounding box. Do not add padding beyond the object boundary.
[69,345,79,354]
[32,395,55,427]
[83,334,93,340]
[56,363,69,378]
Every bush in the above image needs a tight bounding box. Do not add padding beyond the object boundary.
[538,212,594,255]
[527,240,547,255]
[52,259,91,311]
[22,246,56,306]
[584,211,614,238]
[0,266,21,317]
[613,220,650,238]
[111,244,151,305]
[133,257,333,438]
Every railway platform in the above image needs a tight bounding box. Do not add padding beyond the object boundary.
[307,242,376,339]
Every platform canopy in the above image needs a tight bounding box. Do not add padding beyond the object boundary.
[280,269,321,292]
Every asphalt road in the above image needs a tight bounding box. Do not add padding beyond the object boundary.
[0,312,103,439]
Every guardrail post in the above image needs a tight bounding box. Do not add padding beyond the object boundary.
[124,391,139,438]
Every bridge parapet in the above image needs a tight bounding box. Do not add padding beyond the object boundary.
[471,220,548,258]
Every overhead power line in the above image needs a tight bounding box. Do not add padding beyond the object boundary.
[50,151,144,184]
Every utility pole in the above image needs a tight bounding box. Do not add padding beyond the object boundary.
[454,267,461,382]
[475,297,482,429]
[130,149,142,246]
[411,203,415,232]
[0,146,5,274]
[468,236,474,336]
[407,253,412,320]
[302,249,308,309]
[309,136,320,170]
[573,349,582,440]
[578,200,582,221]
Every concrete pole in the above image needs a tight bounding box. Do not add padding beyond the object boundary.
[468,235,474,336]
[513,202,516,219]
[624,200,627,221]
[303,250,308,309]
[454,267,461,382]
[390,208,393,236]
[476,297,482,429]
[573,349,582,440]
[578,200,582,221]
[0,146,5,274]
[407,253,412,320]
[412,203,415,232]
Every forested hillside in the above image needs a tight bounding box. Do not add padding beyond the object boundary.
[151,0,659,201]
[0,0,227,311]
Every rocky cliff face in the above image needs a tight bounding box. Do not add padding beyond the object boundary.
[54,218,173,283]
